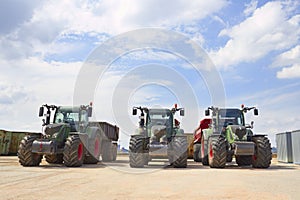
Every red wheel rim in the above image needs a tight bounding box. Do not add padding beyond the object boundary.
[94,138,100,156]
[78,143,83,160]
[209,143,213,159]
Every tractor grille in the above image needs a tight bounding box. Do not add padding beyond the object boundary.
[230,125,247,140]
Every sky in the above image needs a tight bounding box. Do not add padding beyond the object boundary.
[0,0,299,148]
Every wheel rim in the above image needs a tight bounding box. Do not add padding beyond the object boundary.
[209,143,213,159]
[94,138,100,156]
[78,143,83,160]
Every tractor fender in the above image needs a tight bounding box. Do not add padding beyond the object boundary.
[86,126,102,142]
[225,126,235,144]
[72,132,89,147]
[202,128,213,143]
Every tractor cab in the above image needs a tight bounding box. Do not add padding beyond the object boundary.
[146,109,173,144]
[133,105,184,143]
[54,106,91,132]
[39,104,92,133]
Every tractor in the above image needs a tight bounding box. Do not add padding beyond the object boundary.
[129,104,188,168]
[200,105,272,168]
[18,103,119,167]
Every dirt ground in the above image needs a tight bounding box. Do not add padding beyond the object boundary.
[0,155,299,200]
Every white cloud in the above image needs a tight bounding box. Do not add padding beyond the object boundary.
[244,0,258,17]
[0,57,82,131]
[271,45,300,79]
[277,64,300,79]
[0,0,228,62]
[210,1,300,69]
[272,45,300,68]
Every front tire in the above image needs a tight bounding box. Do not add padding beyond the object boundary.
[208,137,226,168]
[193,143,202,162]
[18,136,42,166]
[171,136,188,168]
[129,136,147,168]
[252,136,272,168]
[63,135,85,167]
[201,136,209,166]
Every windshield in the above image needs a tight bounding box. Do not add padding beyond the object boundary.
[55,110,79,123]
[148,110,172,126]
[218,109,244,126]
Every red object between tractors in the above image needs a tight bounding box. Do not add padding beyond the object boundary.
[193,118,211,144]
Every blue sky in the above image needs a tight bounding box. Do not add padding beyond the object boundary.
[0,0,299,148]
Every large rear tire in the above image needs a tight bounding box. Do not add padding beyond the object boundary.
[18,136,42,166]
[193,143,202,162]
[208,137,226,168]
[236,155,252,166]
[129,136,146,168]
[45,154,63,164]
[84,133,101,164]
[63,135,85,167]
[252,136,272,168]
[172,136,188,168]
[201,136,209,166]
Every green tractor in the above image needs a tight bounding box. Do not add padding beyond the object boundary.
[129,104,188,168]
[201,105,272,168]
[18,103,119,167]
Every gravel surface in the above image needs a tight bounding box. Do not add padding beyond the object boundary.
[0,155,299,200]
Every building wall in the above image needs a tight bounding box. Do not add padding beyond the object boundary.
[291,130,300,164]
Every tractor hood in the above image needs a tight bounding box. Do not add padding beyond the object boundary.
[151,125,166,138]
[227,125,247,140]
[44,123,69,136]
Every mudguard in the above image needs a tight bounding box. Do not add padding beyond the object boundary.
[86,126,101,140]
[202,128,213,142]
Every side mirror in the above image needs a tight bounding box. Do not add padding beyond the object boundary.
[87,107,92,117]
[132,108,137,115]
[180,109,185,116]
[205,109,210,116]
[251,121,254,128]
[254,108,258,116]
[39,107,44,117]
